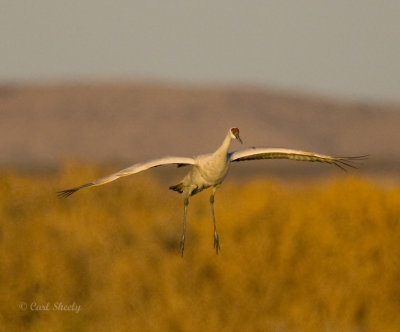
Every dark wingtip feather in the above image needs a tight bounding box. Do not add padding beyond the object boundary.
[333,161,347,172]
[333,155,369,171]
[57,187,80,199]
[56,183,93,199]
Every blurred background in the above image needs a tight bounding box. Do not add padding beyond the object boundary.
[1,1,400,331]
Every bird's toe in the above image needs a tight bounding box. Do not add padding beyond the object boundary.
[214,232,220,254]
[180,236,185,257]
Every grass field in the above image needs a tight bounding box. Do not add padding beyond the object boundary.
[1,164,400,331]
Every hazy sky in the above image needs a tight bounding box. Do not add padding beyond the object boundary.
[1,1,399,102]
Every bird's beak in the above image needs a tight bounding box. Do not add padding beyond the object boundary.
[235,133,243,144]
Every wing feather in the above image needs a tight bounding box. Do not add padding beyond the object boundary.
[229,147,367,169]
[57,156,195,198]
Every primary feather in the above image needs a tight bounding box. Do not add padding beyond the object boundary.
[229,147,367,170]
[57,156,195,198]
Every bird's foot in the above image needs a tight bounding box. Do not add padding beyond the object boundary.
[214,232,220,254]
[180,235,185,257]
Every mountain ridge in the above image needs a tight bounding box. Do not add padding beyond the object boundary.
[1,82,398,178]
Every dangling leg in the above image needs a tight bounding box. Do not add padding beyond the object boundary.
[210,187,220,254]
[180,196,189,257]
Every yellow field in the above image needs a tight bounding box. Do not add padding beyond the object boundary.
[1,165,400,331]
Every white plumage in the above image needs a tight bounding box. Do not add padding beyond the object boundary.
[58,127,366,255]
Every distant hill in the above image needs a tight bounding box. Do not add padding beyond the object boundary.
[1,82,399,179]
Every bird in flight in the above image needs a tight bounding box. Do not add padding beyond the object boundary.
[58,127,366,256]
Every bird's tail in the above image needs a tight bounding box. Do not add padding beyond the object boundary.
[169,183,184,193]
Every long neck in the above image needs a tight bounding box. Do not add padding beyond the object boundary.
[213,132,233,157]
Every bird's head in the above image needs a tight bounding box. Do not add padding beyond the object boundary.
[230,127,243,144]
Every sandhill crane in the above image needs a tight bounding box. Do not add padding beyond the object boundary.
[58,127,366,256]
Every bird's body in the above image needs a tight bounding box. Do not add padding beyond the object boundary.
[170,132,233,197]
[58,127,366,255]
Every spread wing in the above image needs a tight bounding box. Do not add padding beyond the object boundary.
[229,147,367,169]
[57,156,195,198]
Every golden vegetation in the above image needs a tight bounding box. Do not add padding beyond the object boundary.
[1,165,400,331]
